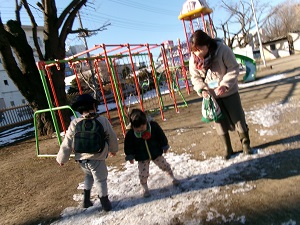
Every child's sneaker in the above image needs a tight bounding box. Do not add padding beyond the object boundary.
[141,183,150,198]
[172,179,180,186]
[143,189,151,198]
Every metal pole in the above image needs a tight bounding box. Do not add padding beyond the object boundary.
[250,0,267,67]
[77,12,101,99]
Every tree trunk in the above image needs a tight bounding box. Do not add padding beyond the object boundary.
[0,0,92,136]
[42,2,72,132]
[0,19,70,136]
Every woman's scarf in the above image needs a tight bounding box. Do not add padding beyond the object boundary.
[193,53,212,70]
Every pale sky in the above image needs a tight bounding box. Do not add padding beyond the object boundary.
[0,0,287,58]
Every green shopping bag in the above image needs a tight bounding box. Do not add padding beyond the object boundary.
[201,94,223,123]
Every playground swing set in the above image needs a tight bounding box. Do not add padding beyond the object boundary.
[34,0,257,157]
[34,43,189,157]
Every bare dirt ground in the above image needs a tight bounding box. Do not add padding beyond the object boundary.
[1,54,300,225]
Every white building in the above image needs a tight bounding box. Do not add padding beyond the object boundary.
[232,28,300,61]
[0,25,44,108]
[0,65,27,108]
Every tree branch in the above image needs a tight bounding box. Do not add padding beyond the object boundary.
[15,0,23,24]
[59,0,87,47]
[21,0,44,60]
[0,18,25,85]
[57,0,86,29]
[68,21,111,35]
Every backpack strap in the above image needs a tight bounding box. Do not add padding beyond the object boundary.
[91,114,109,144]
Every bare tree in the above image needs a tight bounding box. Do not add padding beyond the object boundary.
[0,0,110,136]
[217,0,269,48]
[263,0,300,40]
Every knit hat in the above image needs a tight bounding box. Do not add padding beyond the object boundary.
[71,94,99,111]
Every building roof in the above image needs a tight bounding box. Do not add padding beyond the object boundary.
[263,36,287,45]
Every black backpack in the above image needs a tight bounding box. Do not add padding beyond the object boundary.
[73,116,107,153]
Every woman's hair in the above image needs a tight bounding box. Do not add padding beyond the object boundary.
[129,109,147,128]
[189,29,217,53]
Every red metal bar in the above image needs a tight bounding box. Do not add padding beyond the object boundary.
[201,14,208,33]
[177,38,190,94]
[208,14,215,38]
[115,44,160,59]
[160,45,179,113]
[126,43,144,112]
[169,46,180,89]
[102,44,126,136]
[36,61,45,70]
[97,44,125,56]
[68,62,83,94]
[160,46,172,98]
[117,43,158,47]
[182,20,190,55]
[44,66,67,133]
[112,58,128,117]
[93,59,111,122]
[64,45,102,60]
[189,19,195,34]
[145,44,165,121]
[118,44,143,55]
[129,44,160,52]
[135,44,160,54]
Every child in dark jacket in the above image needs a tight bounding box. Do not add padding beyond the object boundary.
[124,109,179,197]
